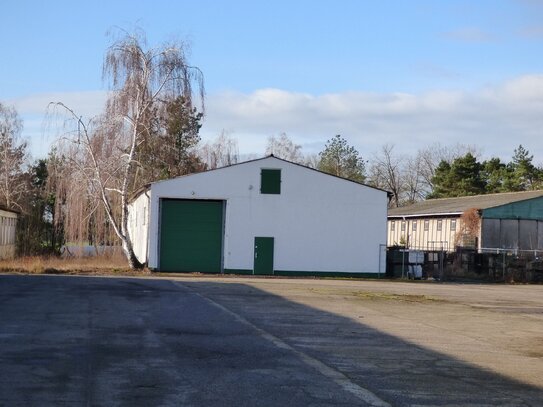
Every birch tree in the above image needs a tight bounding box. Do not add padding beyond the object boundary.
[52,30,204,268]
[265,133,305,164]
[0,103,28,211]
[199,132,239,170]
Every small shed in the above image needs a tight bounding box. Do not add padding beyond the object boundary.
[388,191,543,251]
[0,206,18,259]
[129,156,389,276]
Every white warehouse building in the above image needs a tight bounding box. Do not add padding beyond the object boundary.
[128,156,389,277]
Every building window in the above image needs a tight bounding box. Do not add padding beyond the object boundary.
[401,221,406,231]
[391,221,395,232]
[437,219,443,231]
[451,219,456,231]
[260,169,281,194]
[424,220,429,231]
[412,221,417,231]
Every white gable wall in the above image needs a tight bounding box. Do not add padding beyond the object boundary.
[143,157,387,274]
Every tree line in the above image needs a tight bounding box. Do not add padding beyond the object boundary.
[367,143,543,206]
[1,28,541,266]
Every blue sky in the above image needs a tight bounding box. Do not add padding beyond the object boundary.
[2,0,543,161]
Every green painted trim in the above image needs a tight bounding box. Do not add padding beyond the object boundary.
[274,270,382,278]
[156,269,221,274]
[224,268,253,275]
[151,268,381,278]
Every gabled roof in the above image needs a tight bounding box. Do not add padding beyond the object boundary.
[131,155,391,200]
[388,190,543,218]
[258,155,391,195]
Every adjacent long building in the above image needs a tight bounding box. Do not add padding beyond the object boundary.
[388,190,543,252]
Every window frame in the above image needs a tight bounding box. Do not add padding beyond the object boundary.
[260,168,282,195]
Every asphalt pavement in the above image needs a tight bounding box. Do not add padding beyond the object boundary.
[1,275,542,406]
[0,275,369,406]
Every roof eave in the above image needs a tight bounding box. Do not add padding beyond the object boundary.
[388,212,463,219]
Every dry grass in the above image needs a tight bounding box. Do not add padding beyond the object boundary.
[0,254,150,276]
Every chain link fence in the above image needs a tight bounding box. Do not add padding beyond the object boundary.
[387,246,543,283]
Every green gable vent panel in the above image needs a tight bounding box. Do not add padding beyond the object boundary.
[260,169,281,194]
[159,199,224,273]
[482,196,543,220]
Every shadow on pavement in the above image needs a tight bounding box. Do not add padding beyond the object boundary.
[182,280,543,406]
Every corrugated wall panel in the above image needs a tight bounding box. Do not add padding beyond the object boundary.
[481,219,500,248]
[499,219,519,249]
[519,220,538,250]
[159,199,224,273]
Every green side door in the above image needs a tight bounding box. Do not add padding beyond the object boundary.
[159,199,224,273]
[254,237,274,275]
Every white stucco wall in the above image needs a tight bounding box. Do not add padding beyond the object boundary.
[133,157,388,274]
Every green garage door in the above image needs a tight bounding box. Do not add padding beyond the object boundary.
[159,199,224,273]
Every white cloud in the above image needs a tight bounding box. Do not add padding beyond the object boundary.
[8,91,107,118]
[9,76,543,164]
[201,75,543,162]
[6,91,108,158]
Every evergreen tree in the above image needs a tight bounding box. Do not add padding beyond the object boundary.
[429,153,485,198]
[506,145,541,191]
[481,157,509,193]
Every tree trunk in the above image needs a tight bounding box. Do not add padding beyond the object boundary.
[122,238,144,269]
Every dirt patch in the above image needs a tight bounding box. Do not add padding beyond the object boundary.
[308,287,444,303]
[350,291,444,302]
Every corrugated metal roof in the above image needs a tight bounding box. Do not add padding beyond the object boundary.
[388,190,543,217]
